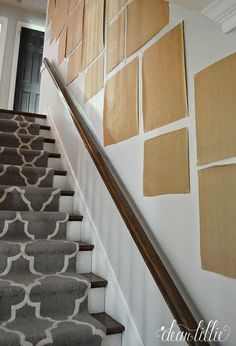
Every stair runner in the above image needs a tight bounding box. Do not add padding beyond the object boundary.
[0,114,105,345]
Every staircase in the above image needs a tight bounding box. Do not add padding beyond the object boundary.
[0,109,124,346]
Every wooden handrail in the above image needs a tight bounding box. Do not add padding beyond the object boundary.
[43,57,210,346]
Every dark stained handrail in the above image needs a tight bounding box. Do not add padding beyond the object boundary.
[43,57,210,346]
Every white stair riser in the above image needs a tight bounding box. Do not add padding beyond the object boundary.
[59,196,73,213]
[76,251,92,273]
[53,175,71,189]
[48,157,60,170]
[102,334,122,346]
[44,142,56,153]
[88,287,105,314]
[40,129,53,138]
[35,118,47,126]
[67,221,81,241]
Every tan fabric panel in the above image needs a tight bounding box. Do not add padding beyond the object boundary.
[58,27,67,66]
[50,0,69,42]
[69,0,79,13]
[66,0,84,56]
[199,165,236,279]
[85,55,104,102]
[126,0,169,57]
[142,23,188,132]
[104,59,139,146]
[106,11,125,73]
[67,44,82,85]
[106,0,127,22]
[143,128,190,196]
[82,0,104,69]
[195,53,236,165]
[47,0,56,24]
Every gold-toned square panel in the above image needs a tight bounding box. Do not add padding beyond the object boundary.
[199,165,236,279]
[106,11,125,73]
[127,0,169,57]
[142,23,188,132]
[104,59,139,146]
[66,0,84,56]
[195,53,236,165]
[58,27,67,66]
[50,0,69,42]
[47,0,56,24]
[67,44,82,85]
[85,54,104,102]
[143,128,190,196]
[106,0,127,22]
[82,0,104,69]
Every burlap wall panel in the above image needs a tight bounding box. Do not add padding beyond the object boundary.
[82,0,104,69]
[85,55,104,102]
[67,44,82,85]
[195,53,236,165]
[126,0,169,57]
[104,59,139,146]
[143,128,190,196]
[50,0,69,42]
[142,23,188,132]
[47,0,56,24]
[66,0,84,56]
[106,11,125,73]
[199,165,236,279]
[106,0,127,22]
[58,27,67,66]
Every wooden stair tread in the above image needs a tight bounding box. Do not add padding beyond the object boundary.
[61,190,74,196]
[78,241,94,251]
[0,108,46,119]
[40,125,51,130]
[44,137,55,143]
[54,170,67,176]
[68,214,83,221]
[92,313,125,335]
[81,273,108,288]
[49,152,61,158]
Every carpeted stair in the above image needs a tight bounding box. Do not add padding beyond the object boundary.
[0,111,110,345]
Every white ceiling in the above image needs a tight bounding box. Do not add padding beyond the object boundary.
[0,0,47,12]
[168,0,214,12]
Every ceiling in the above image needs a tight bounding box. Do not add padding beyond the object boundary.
[0,0,47,13]
[168,0,214,12]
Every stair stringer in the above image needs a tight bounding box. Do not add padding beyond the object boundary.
[46,108,144,346]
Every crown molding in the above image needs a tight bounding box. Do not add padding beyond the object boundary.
[202,0,236,34]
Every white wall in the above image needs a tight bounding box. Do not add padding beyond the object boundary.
[40,3,236,345]
[0,3,45,109]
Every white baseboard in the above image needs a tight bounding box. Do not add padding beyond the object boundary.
[47,109,144,346]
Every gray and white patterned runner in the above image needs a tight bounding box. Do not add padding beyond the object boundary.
[0,113,105,345]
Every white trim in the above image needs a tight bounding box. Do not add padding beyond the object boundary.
[0,16,8,86]
[8,21,45,110]
[202,0,236,34]
[47,108,144,346]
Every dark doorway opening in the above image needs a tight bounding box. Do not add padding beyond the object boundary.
[13,27,44,113]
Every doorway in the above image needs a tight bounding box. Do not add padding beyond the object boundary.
[13,27,44,113]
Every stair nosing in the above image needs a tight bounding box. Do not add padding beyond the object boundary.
[68,214,83,221]
[81,272,108,288]
[0,108,46,119]
[44,137,55,143]
[54,169,67,176]
[49,152,61,158]
[40,125,51,130]
[79,242,94,251]
[92,312,125,335]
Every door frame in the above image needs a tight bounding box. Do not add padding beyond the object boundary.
[0,16,8,86]
[8,21,45,110]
